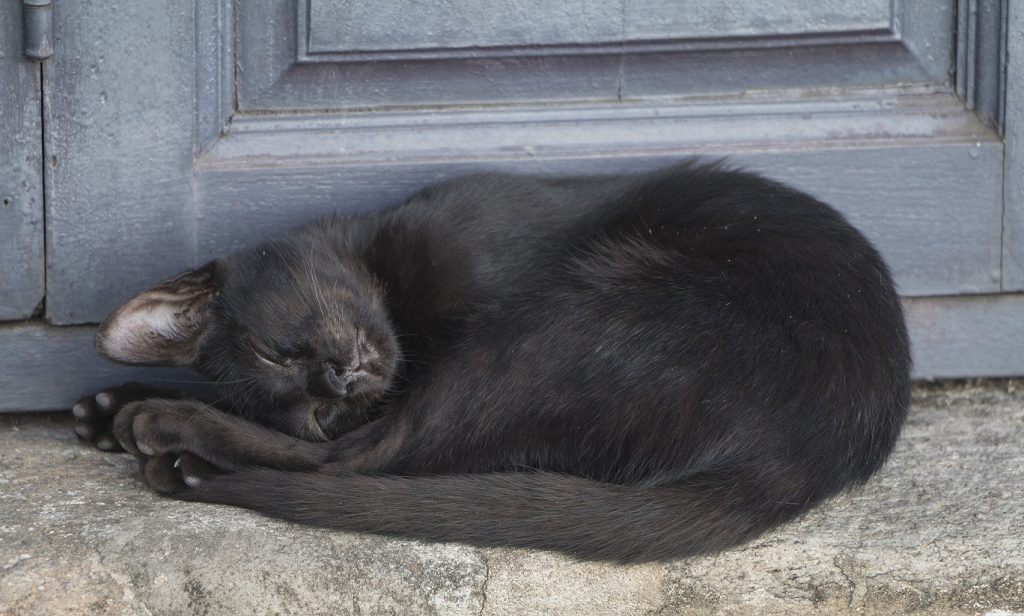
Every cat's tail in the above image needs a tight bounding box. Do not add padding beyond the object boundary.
[184,465,808,562]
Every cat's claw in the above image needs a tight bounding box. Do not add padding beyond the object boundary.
[139,452,224,495]
[74,421,97,440]
[96,437,118,451]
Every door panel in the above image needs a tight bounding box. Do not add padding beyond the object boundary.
[239,0,951,111]
[307,0,892,56]
[0,2,45,320]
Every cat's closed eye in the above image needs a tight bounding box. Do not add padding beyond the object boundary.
[251,346,292,368]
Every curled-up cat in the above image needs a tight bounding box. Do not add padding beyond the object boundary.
[73,161,910,562]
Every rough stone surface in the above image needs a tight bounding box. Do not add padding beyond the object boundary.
[1,380,1022,615]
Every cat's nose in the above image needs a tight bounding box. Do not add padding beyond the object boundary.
[306,362,353,399]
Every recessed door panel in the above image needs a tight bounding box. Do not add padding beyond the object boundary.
[237,0,950,110]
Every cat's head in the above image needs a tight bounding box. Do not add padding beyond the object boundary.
[94,240,400,440]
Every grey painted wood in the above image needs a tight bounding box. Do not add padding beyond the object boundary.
[194,144,1001,298]
[739,146,1003,298]
[50,91,1003,323]
[624,1,952,99]
[241,0,952,110]
[956,0,1006,128]
[0,324,198,412]
[1003,0,1024,290]
[43,0,199,324]
[308,0,626,54]
[904,294,1024,380]
[244,0,618,110]
[625,0,891,39]
[4,293,1022,411]
[44,0,1005,323]
[0,1,44,320]
[195,0,233,155]
[307,0,891,57]
[203,94,992,166]
[196,95,1002,298]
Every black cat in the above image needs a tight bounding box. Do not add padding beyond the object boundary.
[73,162,911,562]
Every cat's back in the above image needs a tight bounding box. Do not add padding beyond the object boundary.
[375,162,910,492]
[400,162,856,255]
[395,170,634,245]
[387,162,906,346]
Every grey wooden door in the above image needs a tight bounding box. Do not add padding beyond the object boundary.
[2,0,1022,409]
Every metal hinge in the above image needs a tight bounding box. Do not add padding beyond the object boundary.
[22,0,53,61]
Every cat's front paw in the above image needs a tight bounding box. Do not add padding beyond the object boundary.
[111,398,203,457]
[72,382,163,452]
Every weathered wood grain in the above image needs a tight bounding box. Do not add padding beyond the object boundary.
[195,99,1003,299]
[305,0,893,57]
[42,0,198,324]
[904,294,1024,380]
[955,0,1005,127]
[0,323,199,412]
[1003,0,1024,290]
[240,0,950,110]
[0,1,45,320]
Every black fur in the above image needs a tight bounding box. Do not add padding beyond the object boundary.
[76,162,911,562]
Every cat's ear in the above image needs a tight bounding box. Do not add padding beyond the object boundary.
[95,262,220,366]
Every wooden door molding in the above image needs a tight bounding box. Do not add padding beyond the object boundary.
[1001,0,1024,291]
[236,0,952,111]
[956,0,1007,129]
[297,0,900,62]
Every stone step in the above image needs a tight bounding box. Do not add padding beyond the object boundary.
[1,380,1022,615]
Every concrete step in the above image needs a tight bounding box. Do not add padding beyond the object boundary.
[1,380,1022,615]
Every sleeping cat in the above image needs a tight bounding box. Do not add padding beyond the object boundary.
[72,161,910,562]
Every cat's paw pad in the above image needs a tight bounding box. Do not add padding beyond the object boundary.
[74,383,183,452]
[71,388,138,452]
